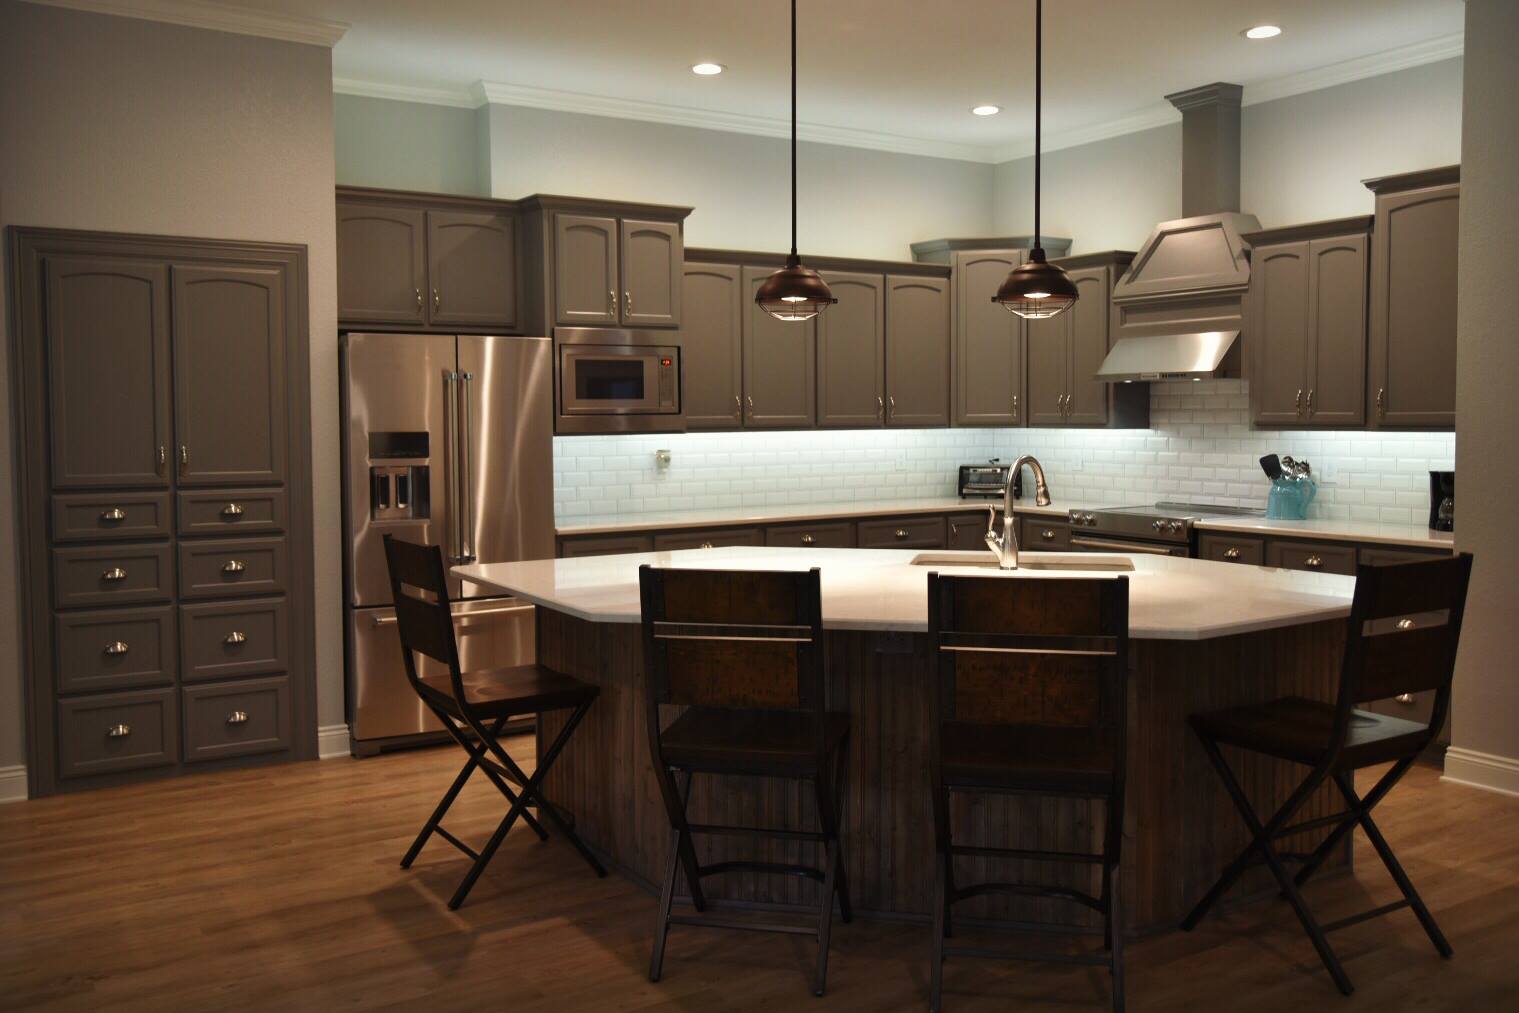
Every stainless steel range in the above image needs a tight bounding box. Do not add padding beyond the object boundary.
[1064,502,1264,557]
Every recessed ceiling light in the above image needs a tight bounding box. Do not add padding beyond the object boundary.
[1242,24,1282,40]
[971,104,1001,116]
[691,62,725,76]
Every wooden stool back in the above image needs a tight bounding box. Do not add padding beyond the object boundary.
[382,535,465,706]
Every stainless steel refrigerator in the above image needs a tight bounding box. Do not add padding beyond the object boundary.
[340,332,554,755]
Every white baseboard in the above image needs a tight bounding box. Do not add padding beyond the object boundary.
[1442,746,1519,799]
[317,723,352,760]
[0,764,29,803]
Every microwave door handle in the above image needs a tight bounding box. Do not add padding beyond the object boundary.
[459,370,476,564]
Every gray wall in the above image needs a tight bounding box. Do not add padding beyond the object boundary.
[335,93,483,196]
[0,2,344,774]
[1451,0,1519,786]
[994,57,1465,252]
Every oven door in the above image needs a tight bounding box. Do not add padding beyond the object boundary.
[1068,534,1190,557]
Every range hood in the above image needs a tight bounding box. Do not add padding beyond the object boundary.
[1099,84,1261,383]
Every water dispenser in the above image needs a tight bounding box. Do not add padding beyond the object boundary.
[368,431,430,522]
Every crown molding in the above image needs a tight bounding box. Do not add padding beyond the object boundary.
[1244,31,1463,106]
[334,77,478,109]
[989,103,1181,163]
[468,80,997,163]
[21,0,348,47]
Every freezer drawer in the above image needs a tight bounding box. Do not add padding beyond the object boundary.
[348,597,538,747]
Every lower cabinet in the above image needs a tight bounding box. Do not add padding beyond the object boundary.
[559,533,655,557]
[859,516,946,550]
[767,521,856,548]
[1265,539,1358,576]
[946,512,991,550]
[1020,518,1072,550]
[652,527,764,551]
[1198,533,1266,565]
[182,676,292,763]
[57,688,178,780]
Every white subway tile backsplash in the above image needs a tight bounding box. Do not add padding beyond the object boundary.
[553,379,1455,524]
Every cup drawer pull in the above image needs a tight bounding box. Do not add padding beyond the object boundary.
[100,507,127,522]
[221,559,246,574]
[894,528,909,539]
[1041,529,1056,540]
[220,503,244,518]
[800,534,815,545]
[103,640,130,656]
[1304,555,1323,568]
[1223,547,1241,560]
[224,631,247,645]
[106,723,131,739]
[226,710,250,726]
[102,567,127,582]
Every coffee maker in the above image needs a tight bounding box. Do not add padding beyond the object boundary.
[1428,471,1454,531]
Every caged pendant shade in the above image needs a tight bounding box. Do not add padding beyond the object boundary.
[994,0,1077,320]
[756,0,836,322]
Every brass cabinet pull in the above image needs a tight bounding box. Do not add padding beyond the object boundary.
[179,445,189,471]
[698,541,715,549]
[876,395,884,420]
[106,723,131,739]
[894,528,909,539]
[1304,554,1323,569]
[1376,387,1386,420]
[800,534,815,545]
[220,503,244,518]
[624,291,632,316]
[733,395,742,420]
[157,445,167,474]
[104,641,130,656]
[432,288,440,311]
[887,395,896,418]
[415,287,423,310]
[1041,528,1056,540]
[608,289,616,316]
[746,395,754,412]
[1224,547,1242,560]
[102,567,127,582]
[1295,389,1304,415]
[1394,693,1416,704]
[1012,394,1019,417]
[223,631,247,645]
[226,710,250,726]
[1396,618,1416,631]
[100,507,127,522]
[1306,388,1315,415]
[221,559,246,574]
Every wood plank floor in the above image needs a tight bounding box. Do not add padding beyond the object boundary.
[2,740,1516,1012]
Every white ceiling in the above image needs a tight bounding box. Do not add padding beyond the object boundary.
[55,0,1468,161]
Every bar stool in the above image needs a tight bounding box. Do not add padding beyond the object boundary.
[1181,553,1473,995]
[926,572,1131,1013]
[382,535,605,910]
[639,565,852,997]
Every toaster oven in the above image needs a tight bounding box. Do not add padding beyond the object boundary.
[958,460,1019,499]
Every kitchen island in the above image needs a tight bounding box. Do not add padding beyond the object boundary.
[456,547,1358,933]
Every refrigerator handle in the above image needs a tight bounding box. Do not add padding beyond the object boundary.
[442,369,461,563]
[459,370,476,563]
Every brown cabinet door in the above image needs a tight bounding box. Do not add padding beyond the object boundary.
[953,251,1024,426]
[1197,533,1266,565]
[817,271,886,427]
[1064,266,1113,426]
[651,527,764,551]
[620,219,682,327]
[1304,234,1368,425]
[57,688,178,779]
[1249,241,1311,426]
[554,214,620,326]
[51,491,171,542]
[1020,518,1072,549]
[884,275,950,427]
[1025,308,1070,426]
[171,264,288,486]
[44,256,172,490]
[55,605,177,694]
[336,201,426,324]
[742,266,816,428]
[558,533,654,557]
[858,516,946,549]
[426,209,517,328]
[766,521,856,548]
[1368,183,1458,428]
[679,263,744,429]
[1265,539,1357,575]
[947,512,992,550]
[182,676,291,762]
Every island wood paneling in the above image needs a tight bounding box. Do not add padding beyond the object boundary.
[535,611,1348,933]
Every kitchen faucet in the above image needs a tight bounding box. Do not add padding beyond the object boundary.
[985,455,1052,570]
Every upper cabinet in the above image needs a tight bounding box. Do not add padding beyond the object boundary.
[620,220,682,327]
[1244,218,1370,427]
[553,214,619,326]
[817,271,886,427]
[1365,166,1459,428]
[680,262,744,429]
[742,265,816,428]
[1028,254,1147,429]
[951,250,1025,427]
[884,274,950,426]
[336,189,519,332]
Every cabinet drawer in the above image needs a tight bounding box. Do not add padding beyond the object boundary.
[1198,533,1266,565]
[858,516,946,549]
[180,597,290,683]
[1266,540,1357,575]
[54,606,176,694]
[653,527,764,551]
[1020,518,1071,550]
[178,537,288,600]
[178,488,286,536]
[1360,546,1452,566]
[182,676,291,762]
[57,688,177,779]
[766,521,856,548]
[946,513,992,551]
[52,543,173,608]
[51,491,171,542]
[559,534,654,558]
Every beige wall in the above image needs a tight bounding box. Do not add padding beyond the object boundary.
[0,2,344,773]
[1449,0,1519,790]
[335,93,483,196]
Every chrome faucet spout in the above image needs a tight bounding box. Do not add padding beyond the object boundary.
[985,455,1053,570]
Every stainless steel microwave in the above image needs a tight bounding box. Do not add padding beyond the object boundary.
[555,327,683,433]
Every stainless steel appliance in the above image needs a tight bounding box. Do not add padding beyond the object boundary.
[340,332,554,755]
[1428,471,1454,531]
[1065,502,1265,557]
[958,460,1019,499]
[554,326,682,433]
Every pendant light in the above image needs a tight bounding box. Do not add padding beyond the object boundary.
[755,0,836,322]
[994,0,1077,320]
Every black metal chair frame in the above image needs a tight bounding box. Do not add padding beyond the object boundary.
[383,535,606,910]
[639,564,852,997]
[927,573,1131,1013]
[1181,553,1474,996]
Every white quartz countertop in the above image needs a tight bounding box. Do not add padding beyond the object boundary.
[556,496,1452,550]
[456,545,1355,641]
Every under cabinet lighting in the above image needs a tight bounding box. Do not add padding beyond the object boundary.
[1242,25,1281,40]
[691,62,725,75]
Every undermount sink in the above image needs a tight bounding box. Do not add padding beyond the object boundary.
[909,552,1135,573]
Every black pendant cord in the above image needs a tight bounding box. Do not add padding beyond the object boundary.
[790,0,798,259]
[1033,0,1042,252]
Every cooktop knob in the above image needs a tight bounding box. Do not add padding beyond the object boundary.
[1168,520,1184,533]
[1152,519,1166,531]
